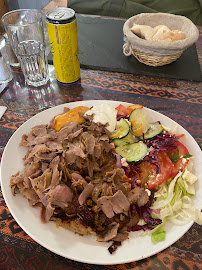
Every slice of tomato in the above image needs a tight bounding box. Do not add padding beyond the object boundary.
[147,151,174,189]
[115,104,144,115]
[115,104,132,115]
[167,141,189,178]
[138,161,157,188]
[137,142,190,190]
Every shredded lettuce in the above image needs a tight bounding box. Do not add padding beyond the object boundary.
[133,159,200,243]
[151,229,166,242]
[182,168,197,195]
[139,218,166,242]
[151,171,182,209]
[150,217,166,242]
[151,168,202,226]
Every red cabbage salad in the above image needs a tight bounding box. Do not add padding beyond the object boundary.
[110,104,202,242]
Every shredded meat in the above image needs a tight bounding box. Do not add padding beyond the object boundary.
[10,109,150,254]
[97,190,130,218]
[127,187,149,207]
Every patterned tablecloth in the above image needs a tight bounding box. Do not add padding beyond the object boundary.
[0,26,201,270]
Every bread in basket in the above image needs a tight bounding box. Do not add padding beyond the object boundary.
[123,13,199,67]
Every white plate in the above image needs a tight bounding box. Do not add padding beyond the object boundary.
[1,100,202,265]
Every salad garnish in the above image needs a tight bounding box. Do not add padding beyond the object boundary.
[111,104,201,241]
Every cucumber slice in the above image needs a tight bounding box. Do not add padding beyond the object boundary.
[143,122,163,140]
[115,141,148,163]
[129,109,150,137]
[122,131,139,144]
[110,118,130,139]
[113,131,138,147]
[113,139,128,147]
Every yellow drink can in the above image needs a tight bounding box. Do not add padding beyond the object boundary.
[46,8,80,83]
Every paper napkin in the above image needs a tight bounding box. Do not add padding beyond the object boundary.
[0,106,7,119]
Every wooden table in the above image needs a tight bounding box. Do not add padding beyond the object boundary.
[0,25,201,270]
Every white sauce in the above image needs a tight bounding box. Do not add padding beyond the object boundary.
[85,104,117,132]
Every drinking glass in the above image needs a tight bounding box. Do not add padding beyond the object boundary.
[2,9,49,87]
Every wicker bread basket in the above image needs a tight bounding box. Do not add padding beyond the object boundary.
[123,13,199,67]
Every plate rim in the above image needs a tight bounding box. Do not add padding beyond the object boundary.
[1,100,201,265]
